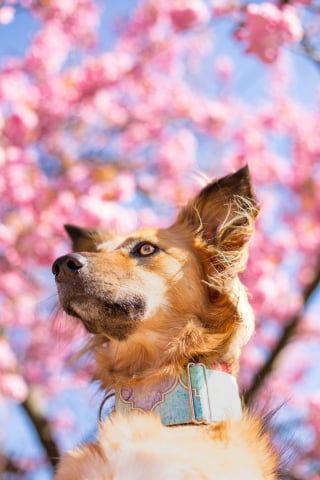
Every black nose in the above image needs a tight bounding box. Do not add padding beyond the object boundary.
[52,253,88,279]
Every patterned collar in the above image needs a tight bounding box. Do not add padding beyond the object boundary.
[115,363,242,426]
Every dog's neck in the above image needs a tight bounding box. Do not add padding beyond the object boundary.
[92,314,247,426]
[93,312,248,392]
[94,341,238,392]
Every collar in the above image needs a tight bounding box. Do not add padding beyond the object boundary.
[115,363,242,426]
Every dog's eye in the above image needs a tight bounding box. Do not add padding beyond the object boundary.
[132,242,158,257]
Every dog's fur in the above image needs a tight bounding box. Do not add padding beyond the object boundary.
[53,166,278,479]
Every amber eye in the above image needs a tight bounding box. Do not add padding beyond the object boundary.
[131,242,158,257]
[138,243,156,256]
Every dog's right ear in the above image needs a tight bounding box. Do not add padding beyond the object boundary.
[64,224,104,252]
[171,166,259,274]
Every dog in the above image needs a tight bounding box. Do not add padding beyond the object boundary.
[52,165,278,479]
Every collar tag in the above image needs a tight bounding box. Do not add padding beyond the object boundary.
[186,363,242,424]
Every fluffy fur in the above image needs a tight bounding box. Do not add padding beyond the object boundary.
[52,166,278,479]
[55,413,275,480]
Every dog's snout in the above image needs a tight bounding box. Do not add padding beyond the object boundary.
[52,253,88,280]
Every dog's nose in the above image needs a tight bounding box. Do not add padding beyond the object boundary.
[52,253,88,279]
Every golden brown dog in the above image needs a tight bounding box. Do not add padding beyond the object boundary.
[52,166,278,479]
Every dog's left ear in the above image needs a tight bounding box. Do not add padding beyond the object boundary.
[64,224,106,252]
[173,165,259,272]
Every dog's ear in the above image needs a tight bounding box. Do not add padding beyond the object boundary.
[173,165,259,272]
[64,224,105,252]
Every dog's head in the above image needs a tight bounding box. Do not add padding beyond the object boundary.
[52,166,259,378]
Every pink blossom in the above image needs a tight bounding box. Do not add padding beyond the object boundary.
[75,52,133,100]
[212,0,238,17]
[0,338,17,370]
[0,70,39,106]
[4,106,38,146]
[169,0,210,31]
[157,129,197,176]
[0,6,15,24]
[78,196,138,233]
[120,120,163,152]
[0,373,28,402]
[52,410,75,431]
[92,91,129,127]
[236,3,303,63]
[215,56,234,82]
[0,272,28,297]
[29,0,98,49]
[0,224,16,245]
[193,99,230,136]
[26,23,71,74]
[112,172,136,202]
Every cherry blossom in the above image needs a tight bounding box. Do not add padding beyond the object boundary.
[168,0,210,31]
[236,3,304,63]
[0,6,15,24]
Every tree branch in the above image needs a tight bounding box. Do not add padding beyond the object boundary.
[244,263,320,405]
[0,453,23,475]
[21,392,60,470]
[300,33,320,69]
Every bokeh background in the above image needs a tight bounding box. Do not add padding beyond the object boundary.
[0,1,320,478]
